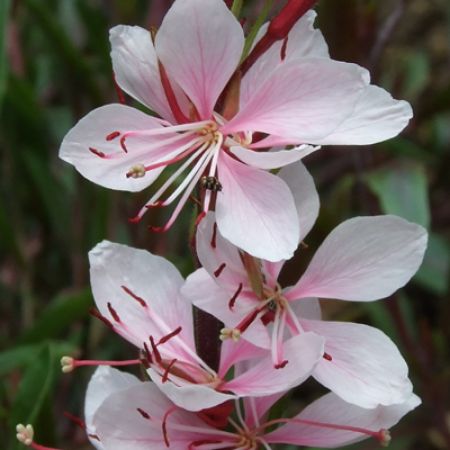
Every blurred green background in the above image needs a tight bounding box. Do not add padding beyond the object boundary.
[0,0,449,449]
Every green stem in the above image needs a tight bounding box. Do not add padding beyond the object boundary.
[231,0,244,18]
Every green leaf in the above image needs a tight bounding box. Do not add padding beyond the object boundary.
[9,343,62,449]
[414,233,449,295]
[365,160,430,228]
[18,289,92,344]
[0,0,11,111]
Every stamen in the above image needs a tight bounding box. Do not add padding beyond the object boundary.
[220,328,241,342]
[143,342,153,364]
[107,302,121,323]
[195,211,206,226]
[214,263,226,278]
[228,283,243,310]
[89,147,106,158]
[162,359,178,382]
[16,424,61,450]
[158,326,183,345]
[126,164,146,179]
[323,352,333,361]
[274,360,288,369]
[280,36,288,61]
[89,308,114,329]
[137,408,151,420]
[211,222,218,248]
[106,131,121,141]
[63,411,85,429]
[121,285,147,307]
[112,72,126,104]
[162,407,178,448]
[60,356,141,373]
[149,336,162,363]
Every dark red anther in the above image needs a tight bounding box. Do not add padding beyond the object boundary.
[228,283,243,310]
[89,147,106,158]
[280,36,289,61]
[323,352,333,361]
[162,407,177,448]
[106,131,121,141]
[211,222,218,248]
[149,336,162,363]
[119,136,128,153]
[121,285,147,307]
[137,408,151,420]
[113,72,126,104]
[261,310,275,325]
[128,215,142,224]
[89,307,114,329]
[64,412,86,430]
[214,263,226,278]
[143,342,153,365]
[162,358,178,382]
[107,302,121,323]
[195,211,206,226]
[236,308,259,333]
[158,326,182,345]
[159,62,190,125]
[149,226,165,233]
[197,401,234,429]
[274,359,289,369]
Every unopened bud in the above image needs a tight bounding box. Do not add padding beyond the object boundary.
[16,424,34,446]
[61,356,75,373]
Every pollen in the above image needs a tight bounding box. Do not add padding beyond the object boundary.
[127,164,146,179]
[60,356,75,373]
[16,424,34,446]
[220,327,241,342]
[379,429,392,447]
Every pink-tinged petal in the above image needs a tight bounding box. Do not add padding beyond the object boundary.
[288,215,428,301]
[241,11,329,107]
[265,392,421,447]
[223,333,324,396]
[148,367,236,412]
[182,269,271,349]
[89,241,195,355]
[278,160,320,242]
[223,58,367,142]
[216,152,299,262]
[196,212,249,292]
[94,382,224,449]
[302,320,412,408]
[59,104,183,192]
[85,367,140,449]
[229,144,316,170]
[244,394,286,430]
[110,25,181,122]
[314,85,413,145]
[290,297,322,320]
[155,0,244,119]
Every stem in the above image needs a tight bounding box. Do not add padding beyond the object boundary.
[231,0,243,18]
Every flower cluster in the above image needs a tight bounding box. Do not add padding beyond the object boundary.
[17,1,427,449]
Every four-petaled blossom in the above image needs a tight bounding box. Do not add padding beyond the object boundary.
[182,162,427,408]
[85,366,421,450]
[59,0,412,262]
[84,240,324,412]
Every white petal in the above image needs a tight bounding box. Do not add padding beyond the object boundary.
[266,392,421,447]
[216,152,299,262]
[289,215,428,301]
[314,85,413,145]
[303,320,412,408]
[110,25,178,122]
[89,240,195,354]
[155,0,244,119]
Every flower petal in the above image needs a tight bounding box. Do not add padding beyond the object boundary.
[216,152,299,261]
[148,367,236,412]
[89,240,195,355]
[314,85,413,145]
[110,25,181,122]
[302,320,412,408]
[223,333,324,396]
[288,215,427,301]
[265,392,421,447]
[278,160,320,242]
[224,58,367,142]
[155,0,244,119]
[229,144,316,170]
[85,367,140,449]
[59,104,182,192]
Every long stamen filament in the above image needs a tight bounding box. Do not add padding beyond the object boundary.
[60,356,142,373]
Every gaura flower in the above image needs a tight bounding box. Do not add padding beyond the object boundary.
[85,366,420,450]
[182,162,427,408]
[64,240,324,412]
[59,0,412,262]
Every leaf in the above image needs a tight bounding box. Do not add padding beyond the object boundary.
[0,0,10,111]
[414,233,449,295]
[18,289,92,344]
[365,160,430,228]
